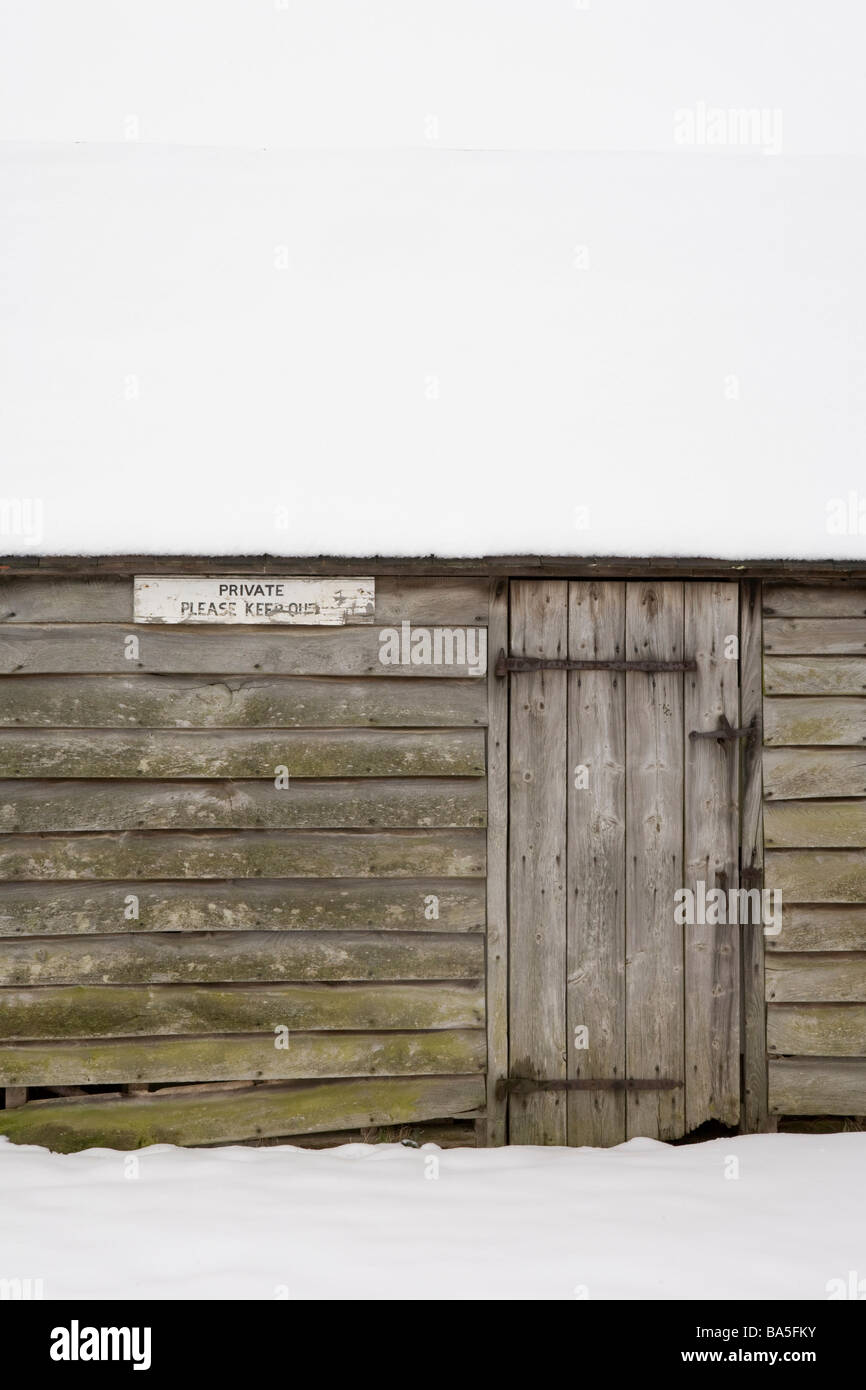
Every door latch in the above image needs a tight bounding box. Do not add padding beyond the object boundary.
[689,714,756,746]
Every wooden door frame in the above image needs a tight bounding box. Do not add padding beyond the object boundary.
[484,575,768,1146]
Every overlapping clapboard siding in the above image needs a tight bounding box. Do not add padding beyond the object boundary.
[0,575,489,1150]
[763,583,866,1116]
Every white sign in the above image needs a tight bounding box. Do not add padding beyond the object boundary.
[134,576,375,625]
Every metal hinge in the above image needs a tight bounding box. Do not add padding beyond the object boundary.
[495,649,697,678]
[689,714,756,746]
[741,863,763,890]
[497,1076,683,1099]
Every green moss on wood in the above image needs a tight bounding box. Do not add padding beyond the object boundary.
[0,1074,486,1151]
[0,931,484,986]
[0,879,486,935]
[0,1028,486,1086]
[0,829,486,880]
[0,981,485,1039]
[0,729,486,779]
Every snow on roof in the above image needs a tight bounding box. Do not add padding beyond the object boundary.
[2,2,866,559]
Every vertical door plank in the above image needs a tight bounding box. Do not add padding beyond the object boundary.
[684,582,741,1129]
[567,582,627,1146]
[484,578,509,1145]
[509,581,568,1144]
[741,580,769,1131]
[625,582,685,1140]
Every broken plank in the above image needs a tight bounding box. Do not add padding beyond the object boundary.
[0,1074,486,1152]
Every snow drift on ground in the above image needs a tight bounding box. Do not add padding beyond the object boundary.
[2,1,866,559]
[2,1132,864,1300]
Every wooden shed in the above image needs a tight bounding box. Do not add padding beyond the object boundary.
[1,555,865,1152]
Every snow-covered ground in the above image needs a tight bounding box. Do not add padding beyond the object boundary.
[2,1132,864,1300]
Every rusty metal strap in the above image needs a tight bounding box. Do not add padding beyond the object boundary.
[495,649,697,678]
[497,1077,683,1099]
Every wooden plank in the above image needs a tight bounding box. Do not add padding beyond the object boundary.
[374,579,490,626]
[0,981,485,1040]
[766,954,866,1003]
[508,580,568,1144]
[0,674,488,728]
[767,905,866,953]
[0,1029,487,1086]
[0,931,484,986]
[764,657,866,696]
[0,878,486,937]
[740,580,767,1132]
[0,576,490,626]
[0,577,132,623]
[567,581,626,1146]
[4,1087,26,1108]
[0,778,487,833]
[0,829,486,881]
[684,581,740,1129]
[764,586,866,618]
[0,1074,486,1152]
[768,1004,866,1056]
[483,577,509,1146]
[765,850,866,903]
[0,625,487,677]
[764,697,866,747]
[8,554,866,580]
[625,582,685,1140]
[0,729,486,779]
[764,800,866,848]
[764,619,866,656]
[769,1057,866,1114]
[764,748,866,800]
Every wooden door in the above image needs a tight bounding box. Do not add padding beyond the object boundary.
[507,580,742,1145]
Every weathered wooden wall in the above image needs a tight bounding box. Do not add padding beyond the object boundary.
[763,584,866,1117]
[0,574,489,1150]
